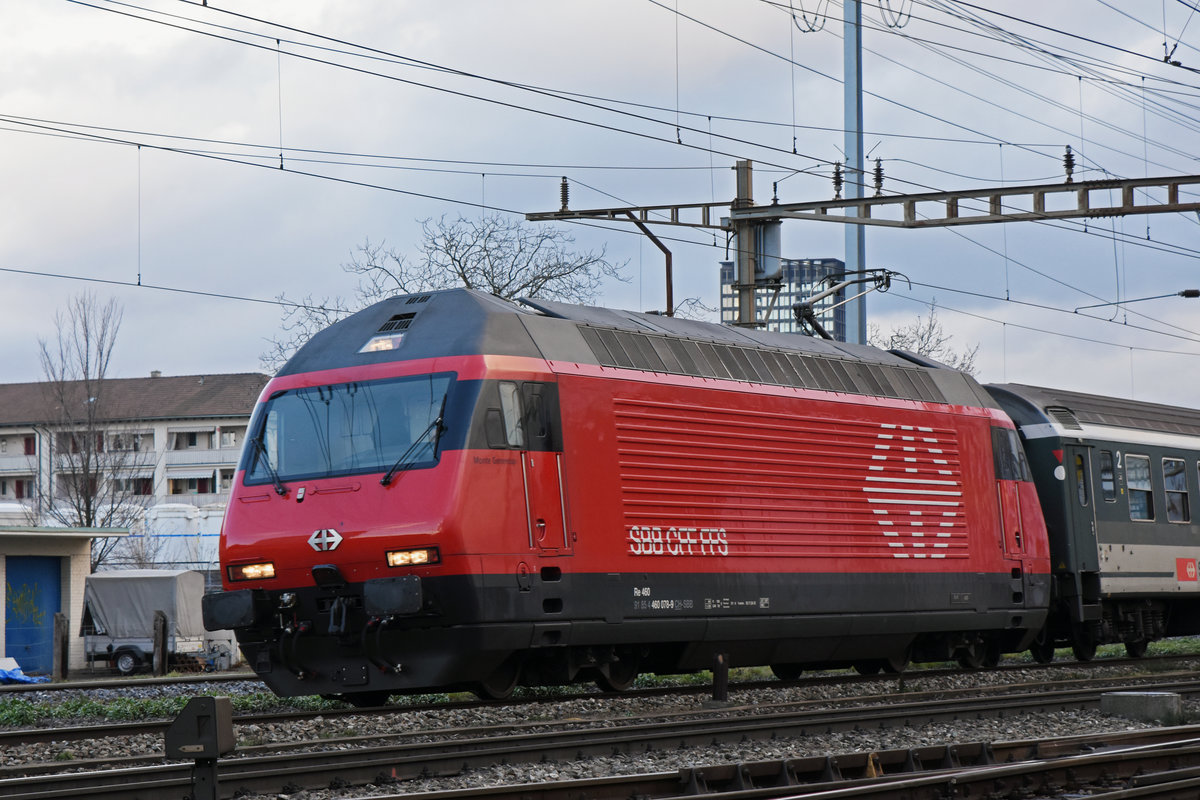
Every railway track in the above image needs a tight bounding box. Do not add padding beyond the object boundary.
[381,729,1200,800]
[3,670,1200,799]
[3,658,1196,749]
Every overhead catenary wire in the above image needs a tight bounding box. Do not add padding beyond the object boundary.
[21,0,1200,369]
[9,104,1200,348]
[72,0,817,174]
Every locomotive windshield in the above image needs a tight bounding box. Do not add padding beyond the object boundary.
[244,373,453,484]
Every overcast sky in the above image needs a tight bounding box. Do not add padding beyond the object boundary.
[3,1,1199,405]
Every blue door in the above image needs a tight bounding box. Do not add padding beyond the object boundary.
[5,556,62,674]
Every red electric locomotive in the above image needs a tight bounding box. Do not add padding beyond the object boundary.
[202,289,1050,703]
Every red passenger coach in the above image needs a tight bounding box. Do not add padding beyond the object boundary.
[203,289,1050,703]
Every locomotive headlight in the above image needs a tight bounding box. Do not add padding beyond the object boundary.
[386,547,440,567]
[228,561,276,582]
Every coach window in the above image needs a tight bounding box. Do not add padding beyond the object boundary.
[1164,457,1190,523]
[1099,451,1116,502]
[1127,454,1154,521]
[498,382,525,448]
[1073,454,1088,507]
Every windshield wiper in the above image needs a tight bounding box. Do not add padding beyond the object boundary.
[381,400,446,487]
[252,436,288,496]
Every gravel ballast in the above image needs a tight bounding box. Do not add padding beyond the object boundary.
[3,662,1194,799]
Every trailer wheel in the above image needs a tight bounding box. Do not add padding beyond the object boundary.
[114,649,141,675]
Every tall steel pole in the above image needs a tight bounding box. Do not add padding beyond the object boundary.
[733,160,758,327]
[843,0,867,344]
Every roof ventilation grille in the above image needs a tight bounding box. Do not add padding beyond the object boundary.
[1047,406,1083,431]
[378,313,416,333]
[405,295,432,305]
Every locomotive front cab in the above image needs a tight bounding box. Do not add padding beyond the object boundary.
[203,368,479,698]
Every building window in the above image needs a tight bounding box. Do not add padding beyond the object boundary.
[24,436,35,456]
[1099,451,1116,502]
[0,439,6,454]
[170,477,212,495]
[1164,457,1190,523]
[220,430,238,448]
[114,477,153,496]
[109,433,146,452]
[1127,454,1154,521]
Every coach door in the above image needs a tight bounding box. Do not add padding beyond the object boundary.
[517,383,572,555]
[1064,445,1100,574]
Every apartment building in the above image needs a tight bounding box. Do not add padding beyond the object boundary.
[0,372,269,515]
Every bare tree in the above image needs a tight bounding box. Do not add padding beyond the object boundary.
[869,301,980,377]
[263,214,627,370]
[36,294,154,569]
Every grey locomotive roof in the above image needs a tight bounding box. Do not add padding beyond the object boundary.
[281,288,999,410]
[987,383,1200,438]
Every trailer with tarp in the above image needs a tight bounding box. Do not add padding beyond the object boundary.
[80,569,218,673]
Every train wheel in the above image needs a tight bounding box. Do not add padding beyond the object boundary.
[957,638,1000,670]
[1071,639,1097,662]
[476,657,522,700]
[853,662,882,676]
[770,663,803,681]
[882,648,912,674]
[595,658,639,692]
[342,691,391,708]
[980,640,1002,669]
[1029,629,1055,664]
[956,651,982,669]
[1124,639,1149,658]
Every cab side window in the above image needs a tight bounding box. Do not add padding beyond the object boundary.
[990,427,1032,482]
[497,382,525,448]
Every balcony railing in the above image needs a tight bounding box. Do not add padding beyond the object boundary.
[0,453,36,474]
[161,493,229,508]
[164,447,243,467]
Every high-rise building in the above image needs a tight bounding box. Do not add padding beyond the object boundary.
[719,258,847,339]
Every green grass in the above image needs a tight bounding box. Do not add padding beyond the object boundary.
[0,691,344,728]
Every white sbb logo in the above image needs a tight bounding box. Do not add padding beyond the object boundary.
[308,528,343,551]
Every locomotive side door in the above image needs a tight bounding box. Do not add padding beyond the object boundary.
[992,427,1027,558]
[516,383,572,555]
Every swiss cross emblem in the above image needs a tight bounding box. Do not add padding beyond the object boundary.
[308,529,343,552]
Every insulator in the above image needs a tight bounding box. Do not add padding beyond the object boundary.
[832,162,844,200]
[873,157,884,197]
[560,176,570,211]
[1063,145,1075,184]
